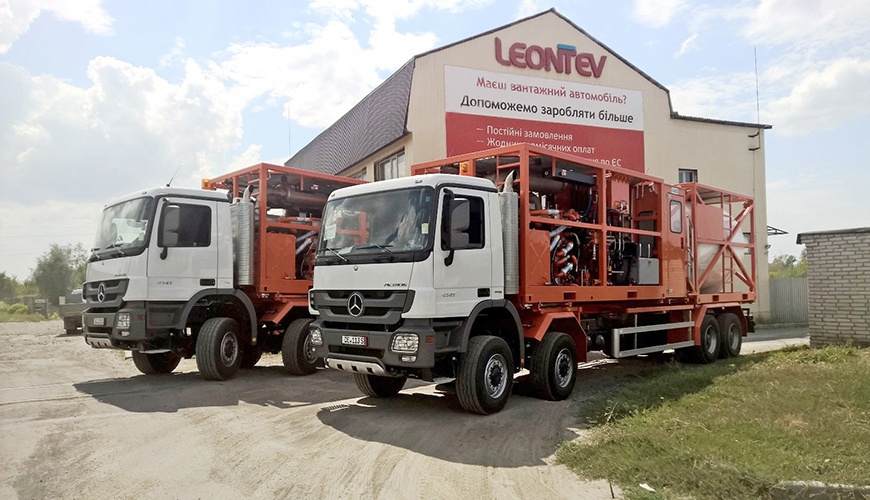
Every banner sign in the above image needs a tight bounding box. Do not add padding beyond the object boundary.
[444,65,645,171]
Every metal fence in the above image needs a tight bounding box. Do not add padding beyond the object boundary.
[769,277,808,324]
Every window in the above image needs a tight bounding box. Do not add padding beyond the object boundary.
[442,195,485,250]
[678,169,698,183]
[348,169,366,181]
[376,151,405,181]
[159,204,211,247]
[670,200,683,233]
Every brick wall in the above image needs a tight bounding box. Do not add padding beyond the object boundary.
[798,228,870,347]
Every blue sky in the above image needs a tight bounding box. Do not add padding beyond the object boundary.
[1,0,869,279]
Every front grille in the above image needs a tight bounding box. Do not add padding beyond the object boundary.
[83,279,129,307]
[314,289,414,325]
[329,345,385,358]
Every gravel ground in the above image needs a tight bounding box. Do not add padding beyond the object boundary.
[0,320,806,499]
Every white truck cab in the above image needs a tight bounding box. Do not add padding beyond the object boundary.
[309,174,524,414]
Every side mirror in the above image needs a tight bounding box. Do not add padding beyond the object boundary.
[159,204,181,259]
[447,199,470,249]
[442,191,470,267]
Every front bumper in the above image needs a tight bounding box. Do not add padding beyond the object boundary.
[82,305,148,349]
[313,319,438,373]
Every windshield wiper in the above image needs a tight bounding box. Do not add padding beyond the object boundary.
[324,247,348,262]
[107,243,127,256]
[355,243,394,255]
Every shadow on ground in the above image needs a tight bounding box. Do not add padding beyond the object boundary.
[73,366,362,413]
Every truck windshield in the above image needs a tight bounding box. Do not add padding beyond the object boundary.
[318,187,434,262]
[91,197,156,260]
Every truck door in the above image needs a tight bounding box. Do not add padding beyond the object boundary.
[434,188,493,316]
[147,198,219,301]
[663,192,687,297]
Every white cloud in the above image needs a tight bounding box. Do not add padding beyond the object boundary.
[765,57,870,136]
[0,0,113,54]
[0,58,246,205]
[515,0,543,19]
[631,0,687,28]
[676,33,699,57]
[668,72,759,122]
[743,0,870,48]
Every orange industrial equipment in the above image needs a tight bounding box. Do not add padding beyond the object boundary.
[203,164,365,331]
[412,143,756,362]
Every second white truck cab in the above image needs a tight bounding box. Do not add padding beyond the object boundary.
[309,174,525,414]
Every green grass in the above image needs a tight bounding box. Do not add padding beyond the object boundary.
[557,345,870,499]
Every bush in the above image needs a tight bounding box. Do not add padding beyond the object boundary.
[9,303,28,315]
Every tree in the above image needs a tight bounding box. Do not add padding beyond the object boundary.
[769,249,807,278]
[31,244,74,305]
[0,272,18,301]
[68,243,89,288]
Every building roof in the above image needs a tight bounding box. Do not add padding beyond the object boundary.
[284,60,414,175]
[797,227,870,244]
[285,8,771,174]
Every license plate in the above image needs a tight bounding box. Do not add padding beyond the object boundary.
[342,335,367,347]
[93,317,105,326]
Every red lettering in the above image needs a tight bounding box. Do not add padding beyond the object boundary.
[576,53,593,77]
[509,43,527,68]
[545,47,563,73]
[591,55,606,78]
[493,37,605,78]
[494,37,510,67]
[526,45,545,70]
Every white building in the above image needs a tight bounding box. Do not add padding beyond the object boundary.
[287,9,772,320]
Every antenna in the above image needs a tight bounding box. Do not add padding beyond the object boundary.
[754,46,761,124]
[167,163,183,187]
[288,105,292,159]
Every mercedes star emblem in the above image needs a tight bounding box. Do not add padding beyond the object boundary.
[97,284,106,303]
[347,292,365,317]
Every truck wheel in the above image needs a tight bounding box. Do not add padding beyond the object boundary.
[717,312,743,358]
[531,331,577,401]
[239,345,262,369]
[196,317,241,380]
[282,318,317,375]
[457,335,514,415]
[678,315,721,364]
[354,373,407,397]
[132,350,181,375]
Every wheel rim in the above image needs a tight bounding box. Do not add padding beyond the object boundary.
[484,354,508,399]
[727,324,740,351]
[554,348,573,388]
[220,332,238,366]
[704,324,718,354]
[302,332,317,364]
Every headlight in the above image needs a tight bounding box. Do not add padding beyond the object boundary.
[391,333,419,353]
[308,289,317,311]
[116,312,131,329]
[309,325,323,346]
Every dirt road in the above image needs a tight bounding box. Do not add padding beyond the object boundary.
[0,321,808,499]
[0,321,617,499]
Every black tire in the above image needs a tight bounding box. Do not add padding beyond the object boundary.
[354,373,407,397]
[239,345,262,369]
[717,312,743,358]
[531,331,578,401]
[282,318,317,375]
[456,335,514,415]
[65,328,78,336]
[195,317,242,380]
[678,315,721,364]
[132,350,181,375]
